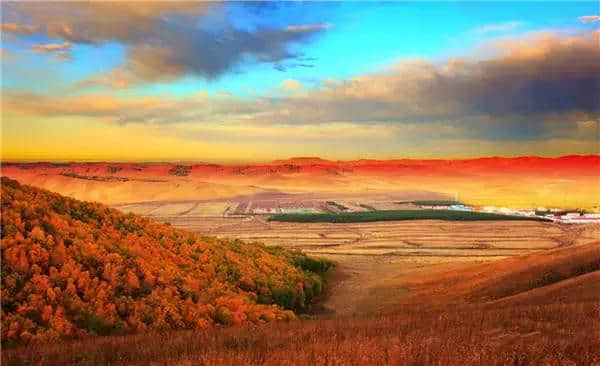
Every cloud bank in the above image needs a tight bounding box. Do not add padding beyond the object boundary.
[3,31,599,145]
[2,2,328,84]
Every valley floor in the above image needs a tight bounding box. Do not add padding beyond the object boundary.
[153,217,599,316]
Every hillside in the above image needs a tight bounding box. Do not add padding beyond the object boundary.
[0,177,331,344]
[4,230,599,365]
[390,239,600,310]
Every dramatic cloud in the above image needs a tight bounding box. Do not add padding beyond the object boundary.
[3,2,328,84]
[3,31,598,143]
[98,24,325,86]
[3,2,213,43]
[579,15,600,23]
[274,31,600,125]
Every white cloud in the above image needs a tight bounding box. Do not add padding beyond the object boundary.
[285,23,330,33]
[472,21,523,34]
[579,15,600,23]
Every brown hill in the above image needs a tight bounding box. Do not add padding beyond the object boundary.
[2,155,598,209]
[392,238,600,309]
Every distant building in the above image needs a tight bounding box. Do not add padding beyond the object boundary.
[517,210,536,217]
[449,204,470,211]
[553,213,600,224]
[279,207,314,214]
[253,207,280,214]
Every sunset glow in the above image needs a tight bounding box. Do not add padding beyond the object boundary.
[2,2,598,161]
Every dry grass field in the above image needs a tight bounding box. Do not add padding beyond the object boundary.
[3,303,599,366]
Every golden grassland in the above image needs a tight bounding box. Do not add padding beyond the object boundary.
[2,303,599,366]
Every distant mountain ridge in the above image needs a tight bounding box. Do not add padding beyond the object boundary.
[1,155,598,209]
[4,154,598,173]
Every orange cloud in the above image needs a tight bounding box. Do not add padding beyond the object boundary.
[31,42,72,53]
[281,79,302,91]
[31,42,73,61]
[1,22,39,35]
[5,2,213,43]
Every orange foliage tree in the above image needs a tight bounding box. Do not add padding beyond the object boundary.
[1,177,330,344]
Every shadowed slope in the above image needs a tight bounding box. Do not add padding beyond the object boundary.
[393,237,600,309]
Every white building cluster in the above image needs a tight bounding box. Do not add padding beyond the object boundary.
[419,202,600,224]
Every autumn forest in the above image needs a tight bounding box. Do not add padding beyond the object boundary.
[1,177,330,344]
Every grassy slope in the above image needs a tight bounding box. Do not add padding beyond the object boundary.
[269,209,549,223]
[487,270,600,307]
[393,240,600,309]
[1,177,331,344]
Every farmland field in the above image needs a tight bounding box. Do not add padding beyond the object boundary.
[143,212,599,316]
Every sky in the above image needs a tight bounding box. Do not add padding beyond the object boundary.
[1,1,599,162]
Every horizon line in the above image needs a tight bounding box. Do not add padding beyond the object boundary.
[1,154,599,166]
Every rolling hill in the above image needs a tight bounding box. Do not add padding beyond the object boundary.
[2,155,599,209]
[0,177,331,344]
[391,239,600,310]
